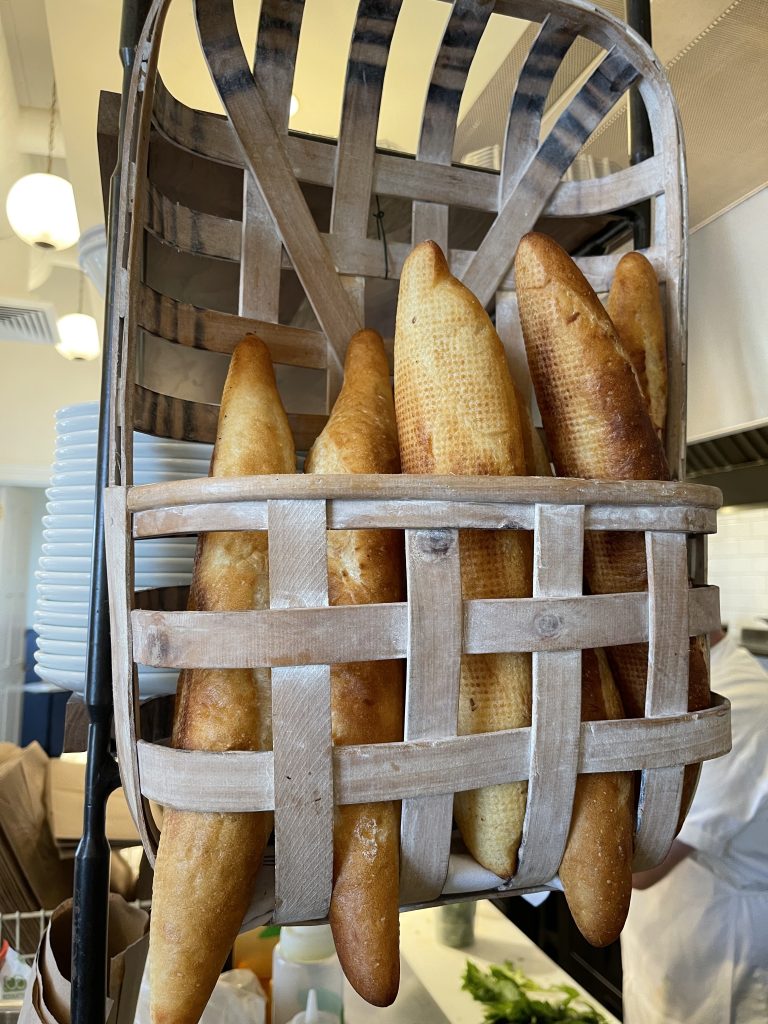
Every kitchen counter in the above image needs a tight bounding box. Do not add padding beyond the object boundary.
[344,900,621,1023]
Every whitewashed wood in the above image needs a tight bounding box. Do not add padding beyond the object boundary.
[138,284,327,367]
[495,291,530,406]
[135,695,731,813]
[132,496,717,538]
[500,15,574,202]
[400,529,462,904]
[126,473,722,513]
[267,500,334,921]
[331,1,399,240]
[514,505,583,886]
[130,585,720,669]
[195,0,359,374]
[462,46,640,306]
[633,532,690,871]
[103,487,160,857]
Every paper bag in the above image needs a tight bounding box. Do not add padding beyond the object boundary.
[18,895,149,1024]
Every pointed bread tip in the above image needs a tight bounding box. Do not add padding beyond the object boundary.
[402,239,450,285]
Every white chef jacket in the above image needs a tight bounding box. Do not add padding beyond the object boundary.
[621,634,768,1024]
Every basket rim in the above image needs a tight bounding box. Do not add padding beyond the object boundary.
[119,474,723,514]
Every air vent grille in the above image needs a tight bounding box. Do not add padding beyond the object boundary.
[0,300,58,344]
[687,426,768,478]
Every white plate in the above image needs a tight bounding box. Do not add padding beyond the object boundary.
[39,555,194,573]
[42,540,196,557]
[34,664,179,697]
[55,440,213,460]
[32,624,88,642]
[35,600,90,616]
[42,517,94,532]
[36,578,190,602]
[46,501,95,516]
[36,638,86,656]
[51,469,207,487]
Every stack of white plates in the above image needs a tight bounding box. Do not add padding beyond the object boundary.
[34,402,213,697]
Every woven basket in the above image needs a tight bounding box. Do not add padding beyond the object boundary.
[104,0,729,924]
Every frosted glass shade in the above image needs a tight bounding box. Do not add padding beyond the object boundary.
[56,313,100,361]
[6,173,80,250]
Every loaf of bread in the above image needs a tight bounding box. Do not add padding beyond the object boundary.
[606,251,667,439]
[150,336,295,1024]
[304,329,404,1007]
[515,232,709,823]
[394,240,532,878]
[559,649,633,946]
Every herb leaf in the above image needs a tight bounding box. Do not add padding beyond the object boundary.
[462,960,609,1023]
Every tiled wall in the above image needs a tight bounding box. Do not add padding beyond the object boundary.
[708,506,768,634]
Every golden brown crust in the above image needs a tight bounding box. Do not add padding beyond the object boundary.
[306,329,404,1007]
[516,234,710,837]
[515,232,669,483]
[559,649,633,947]
[606,252,667,439]
[394,241,532,877]
[151,336,295,1024]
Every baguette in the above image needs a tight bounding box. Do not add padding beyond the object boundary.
[606,251,667,439]
[394,240,532,878]
[559,649,633,946]
[515,232,709,823]
[150,336,295,1024]
[304,329,404,1007]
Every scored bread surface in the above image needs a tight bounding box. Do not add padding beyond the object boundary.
[150,336,295,1024]
[394,240,532,878]
[305,330,404,1007]
[606,251,668,439]
[515,233,709,823]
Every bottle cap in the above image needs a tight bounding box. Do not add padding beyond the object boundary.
[279,924,336,963]
[286,989,340,1023]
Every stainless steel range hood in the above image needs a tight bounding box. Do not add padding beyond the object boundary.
[687,427,768,505]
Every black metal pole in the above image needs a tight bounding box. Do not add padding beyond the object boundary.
[71,3,150,1022]
[626,0,653,249]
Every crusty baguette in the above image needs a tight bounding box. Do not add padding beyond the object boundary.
[150,336,295,1024]
[606,251,667,440]
[515,232,709,824]
[304,329,404,1007]
[394,240,532,878]
[559,649,633,947]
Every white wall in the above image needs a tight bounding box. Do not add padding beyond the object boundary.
[0,339,101,484]
[688,187,768,442]
[708,506,768,634]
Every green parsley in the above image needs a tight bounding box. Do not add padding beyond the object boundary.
[462,960,609,1023]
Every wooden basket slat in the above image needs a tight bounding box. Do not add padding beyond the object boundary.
[132,385,328,451]
[130,585,720,670]
[632,532,691,869]
[138,284,328,367]
[134,696,731,815]
[464,47,639,307]
[267,499,334,922]
[195,0,360,373]
[240,0,303,323]
[124,474,721,512]
[513,505,584,886]
[330,0,400,240]
[500,14,575,203]
[399,529,463,903]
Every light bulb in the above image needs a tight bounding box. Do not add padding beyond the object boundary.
[55,313,100,361]
[6,173,80,250]
[290,94,299,117]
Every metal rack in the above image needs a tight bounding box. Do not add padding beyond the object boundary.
[71,1,656,1022]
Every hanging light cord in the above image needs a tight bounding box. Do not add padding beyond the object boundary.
[46,81,57,175]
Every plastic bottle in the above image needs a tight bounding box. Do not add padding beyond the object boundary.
[287,989,340,1024]
[271,925,344,1024]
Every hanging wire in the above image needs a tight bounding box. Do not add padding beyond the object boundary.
[373,195,389,280]
[46,81,57,175]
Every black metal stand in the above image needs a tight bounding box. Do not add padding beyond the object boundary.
[627,0,653,249]
[71,4,151,1022]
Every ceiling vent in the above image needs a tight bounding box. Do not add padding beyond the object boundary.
[0,299,58,344]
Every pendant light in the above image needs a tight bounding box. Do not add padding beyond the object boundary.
[5,82,80,251]
[56,272,100,361]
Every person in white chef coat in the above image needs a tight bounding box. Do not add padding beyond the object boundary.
[621,629,768,1023]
